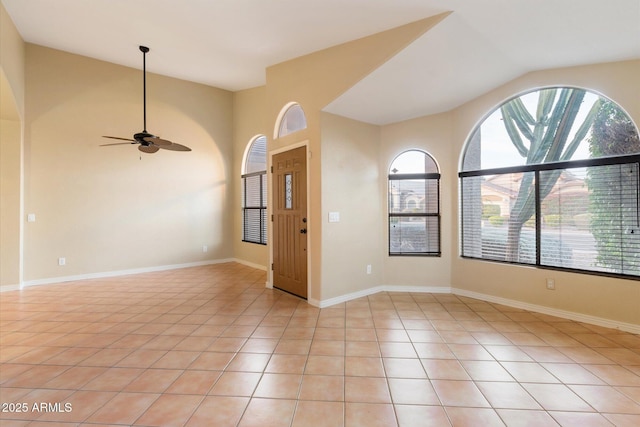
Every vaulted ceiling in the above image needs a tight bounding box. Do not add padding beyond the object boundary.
[3,0,639,124]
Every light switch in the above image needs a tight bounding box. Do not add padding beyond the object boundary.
[328,212,340,223]
[27,214,36,222]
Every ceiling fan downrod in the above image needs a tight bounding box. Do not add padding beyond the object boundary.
[140,45,149,133]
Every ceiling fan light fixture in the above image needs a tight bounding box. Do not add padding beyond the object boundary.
[139,144,160,154]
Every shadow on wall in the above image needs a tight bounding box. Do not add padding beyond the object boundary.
[23,49,235,280]
[1,68,22,287]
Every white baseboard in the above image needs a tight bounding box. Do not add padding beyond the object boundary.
[313,284,639,334]
[452,287,640,335]
[315,285,452,308]
[15,258,236,291]
[0,284,21,292]
[232,258,270,288]
[7,263,638,335]
[385,285,452,295]
[314,285,384,308]
[234,259,267,271]
[6,258,264,293]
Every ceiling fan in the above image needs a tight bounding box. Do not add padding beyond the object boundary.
[101,45,191,154]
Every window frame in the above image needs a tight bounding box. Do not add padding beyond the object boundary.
[459,86,640,280]
[388,150,442,257]
[241,136,267,245]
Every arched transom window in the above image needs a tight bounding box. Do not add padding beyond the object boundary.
[389,150,441,256]
[277,103,307,138]
[459,86,640,278]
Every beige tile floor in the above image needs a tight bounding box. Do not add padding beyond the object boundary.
[1,262,639,426]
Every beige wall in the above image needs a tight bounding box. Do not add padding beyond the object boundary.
[314,110,456,297]
[232,86,269,268]
[1,117,21,287]
[447,60,640,326]
[23,45,234,281]
[0,3,25,289]
[0,2,25,114]
[319,112,384,300]
[310,59,640,327]
[260,30,639,326]
[265,15,447,301]
[380,112,454,288]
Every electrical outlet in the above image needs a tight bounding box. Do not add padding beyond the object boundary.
[546,278,555,290]
[58,257,66,266]
[202,245,208,253]
[366,264,372,274]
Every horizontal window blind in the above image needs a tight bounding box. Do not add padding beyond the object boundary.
[389,175,441,256]
[390,216,440,254]
[576,163,640,275]
[461,159,640,278]
[461,172,537,264]
[242,171,267,245]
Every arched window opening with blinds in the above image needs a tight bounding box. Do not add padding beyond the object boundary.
[459,86,640,278]
[389,150,441,256]
[242,135,267,245]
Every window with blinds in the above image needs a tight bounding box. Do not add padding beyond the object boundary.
[242,135,267,245]
[459,87,640,279]
[389,150,441,256]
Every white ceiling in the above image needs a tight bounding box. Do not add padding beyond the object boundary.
[3,0,639,125]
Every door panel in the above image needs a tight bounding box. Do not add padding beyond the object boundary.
[272,146,307,299]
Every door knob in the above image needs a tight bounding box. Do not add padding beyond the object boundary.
[300,228,307,234]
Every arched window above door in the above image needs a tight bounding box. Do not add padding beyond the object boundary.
[276,103,307,138]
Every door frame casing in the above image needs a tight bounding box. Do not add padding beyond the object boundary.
[267,140,311,300]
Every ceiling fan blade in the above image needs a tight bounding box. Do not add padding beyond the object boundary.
[158,142,192,152]
[139,145,160,154]
[102,136,135,142]
[143,136,173,146]
[100,142,136,146]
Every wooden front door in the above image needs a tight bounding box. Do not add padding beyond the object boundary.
[272,146,308,299]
